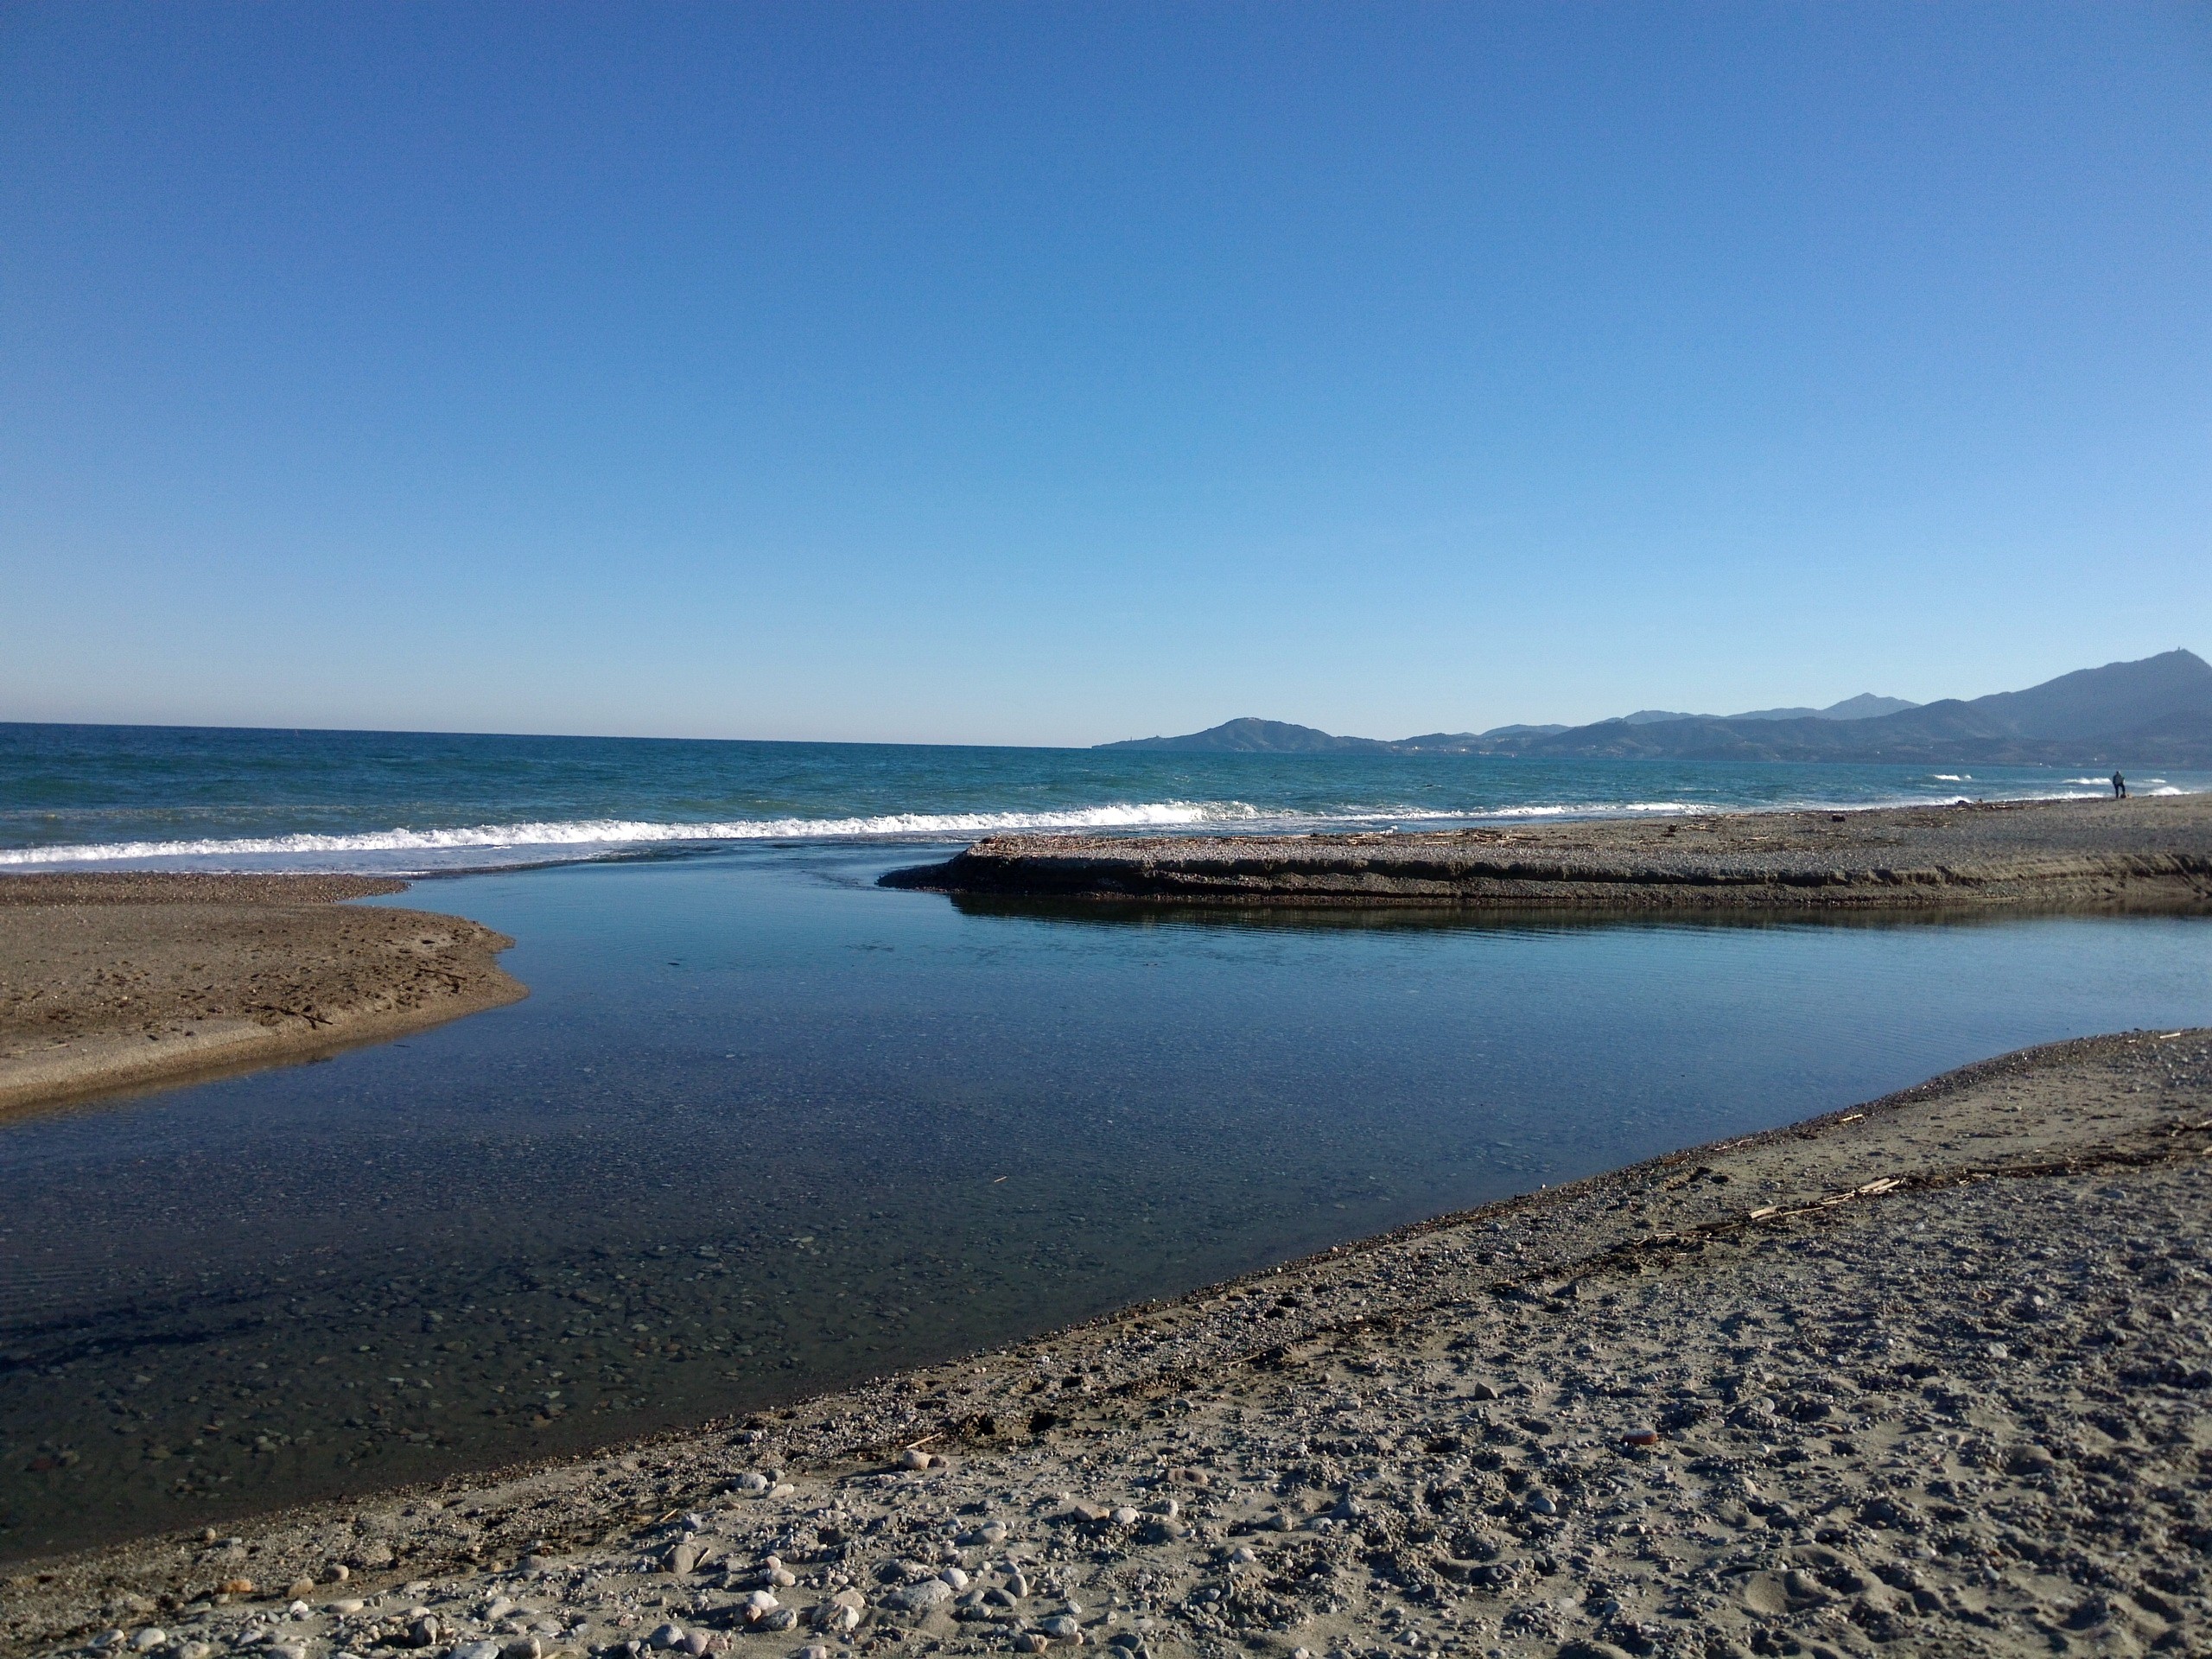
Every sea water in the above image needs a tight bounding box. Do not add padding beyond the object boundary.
[0,726,2206,1556]
[3,721,2199,873]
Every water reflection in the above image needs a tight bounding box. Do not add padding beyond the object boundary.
[0,844,2203,1558]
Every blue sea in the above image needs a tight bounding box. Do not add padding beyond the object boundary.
[3,721,2198,873]
[1,724,2206,1557]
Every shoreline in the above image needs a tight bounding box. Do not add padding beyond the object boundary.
[883,793,2212,914]
[6,1027,2207,1657]
[0,874,526,1120]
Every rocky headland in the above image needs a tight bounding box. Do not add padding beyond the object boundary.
[883,795,2212,914]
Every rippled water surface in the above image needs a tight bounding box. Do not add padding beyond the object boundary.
[1,845,2205,1557]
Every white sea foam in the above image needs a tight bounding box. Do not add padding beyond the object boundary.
[0,802,1255,869]
[3,783,2193,873]
[1480,801,1700,819]
[1932,774,1968,782]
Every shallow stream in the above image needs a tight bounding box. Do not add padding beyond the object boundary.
[1,844,2204,1558]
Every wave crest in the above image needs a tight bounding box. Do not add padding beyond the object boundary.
[0,802,1253,868]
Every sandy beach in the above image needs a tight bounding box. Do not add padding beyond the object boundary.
[885,795,2212,914]
[4,1027,2205,1659]
[0,874,525,1119]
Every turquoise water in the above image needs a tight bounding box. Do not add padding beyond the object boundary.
[3,722,2200,872]
[0,725,2206,1558]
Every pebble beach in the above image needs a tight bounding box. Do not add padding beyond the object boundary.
[7,1028,2207,1659]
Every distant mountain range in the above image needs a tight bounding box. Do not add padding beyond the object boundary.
[1097,650,2212,766]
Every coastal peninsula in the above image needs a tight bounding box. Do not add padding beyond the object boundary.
[885,794,2212,914]
[6,1029,2206,1658]
[0,874,525,1118]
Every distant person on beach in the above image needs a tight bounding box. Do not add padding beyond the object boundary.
[2112,772,2126,798]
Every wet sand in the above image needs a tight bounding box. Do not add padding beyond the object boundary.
[6,1027,2206,1659]
[884,793,2212,913]
[0,874,525,1118]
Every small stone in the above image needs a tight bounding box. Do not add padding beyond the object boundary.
[409,1618,443,1649]
[90,1634,126,1652]
[1110,1507,1140,1527]
[287,1579,318,1600]
[899,1447,931,1471]
[505,1642,544,1659]
[758,1609,795,1632]
[734,1473,769,1495]
[177,1644,213,1659]
[1229,1547,1257,1565]
[327,1564,351,1584]
[1069,1502,1110,1524]
[331,1600,366,1616]
[940,1567,969,1590]
[130,1630,168,1651]
[1040,1616,1083,1640]
[1524,1492,1557,1515]
[198,1528,219,1545]
[1621,1427,1661,1448]
[1468,1382,1499,1401]
[484,1599,518,1623]
[1006,1571,1032,1599]
[1016,1638,1048,1655]
[886,1579,953,1612]
[448,1644,501,1659]
[664,1544,701,1576]
[218,1582,255,1599]
[738,1591,780,1622]
[679,1636,709,1657]
[646,1625,685,1650]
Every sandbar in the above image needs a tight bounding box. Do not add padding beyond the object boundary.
[885,792,2212,913]
[0,873,525,1119]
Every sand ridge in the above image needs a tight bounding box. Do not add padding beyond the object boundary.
[0,874,526,1118]
[884,793,2212,913]
[5,1028,2206,1659]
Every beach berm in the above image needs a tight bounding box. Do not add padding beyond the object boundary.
[884,793,2212,913]
[0,874,525,1118]
[5,1028,2205,1658]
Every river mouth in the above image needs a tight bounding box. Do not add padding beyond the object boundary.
[1,842,2205,1560]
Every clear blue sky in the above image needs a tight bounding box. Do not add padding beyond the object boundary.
[3,3,2207,744]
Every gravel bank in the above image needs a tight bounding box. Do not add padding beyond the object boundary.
[882,795,2212,913]
[0,874,525,1117]
[7,1028,2206,1659]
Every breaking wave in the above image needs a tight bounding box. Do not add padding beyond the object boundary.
[0,802,1257,869]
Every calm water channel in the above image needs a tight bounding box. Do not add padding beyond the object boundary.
[2,843,2205,1557]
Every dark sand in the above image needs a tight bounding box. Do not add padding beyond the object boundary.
[0,874,525,1118]
[7,1029,2206,1659]
[885,794,2212,914]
